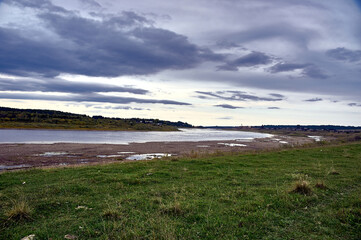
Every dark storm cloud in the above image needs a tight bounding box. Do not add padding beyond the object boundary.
[0,93,191,105]
[0,78,148,94]
[217,52,272,71]
[0,0,223,78]
[304,98,323,102]
[196,91,284,101]
[326,47,361,62]
[214,104,244,109]
[268,107,280,109]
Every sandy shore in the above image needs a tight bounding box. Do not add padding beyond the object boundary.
[0,135,315,171]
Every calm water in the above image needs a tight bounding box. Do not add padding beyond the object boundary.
[0,128,272,144]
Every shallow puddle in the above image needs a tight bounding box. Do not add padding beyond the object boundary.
[308,136,322,141]
[96,155,123,158]
[235,138,254,142]
[126,153,172,161]
[0,164,32,171]
[217,143,247,147]
[35,152,68,157]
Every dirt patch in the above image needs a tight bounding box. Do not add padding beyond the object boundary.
[0,135,314,171]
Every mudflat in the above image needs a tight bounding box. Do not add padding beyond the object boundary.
[0,135,314,170]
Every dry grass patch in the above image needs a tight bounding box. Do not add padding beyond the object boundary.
[102,209,123,220]
[160,201,184,216]
[5,199,32,221]
[328,166,340,175]
[102,202,123,220]
[290,180,313,196]
[315,180,327,189]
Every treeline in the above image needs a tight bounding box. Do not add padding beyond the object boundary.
[249,125,361,132]
[0,107,192,131]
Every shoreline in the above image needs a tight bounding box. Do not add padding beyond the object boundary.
[0,135,316,171]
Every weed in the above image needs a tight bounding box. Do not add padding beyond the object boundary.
[328,166,340,175]
[315,180,327,189]
[5,199,32,221]
[102,202,122,220]
[290,180,313,195]
[160,201,183,216]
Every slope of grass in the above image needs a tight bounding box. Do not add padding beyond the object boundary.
[0,106,193,131]
[1,143,361,239]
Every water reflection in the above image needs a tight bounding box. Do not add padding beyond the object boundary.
[0,128,272,144]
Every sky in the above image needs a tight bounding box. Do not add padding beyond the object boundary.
[0,0,360,126]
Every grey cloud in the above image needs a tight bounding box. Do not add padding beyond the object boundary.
[0,1,222,78]
[269,63,310,73]
[326,47,361,62]
[268,107,280,109]
[217,52,272,71]
[224,23,319,49]
[304,98,323,102]
[0,78,148,94]
[79,0,102,8]
[269,62,328,79]
[348,103,361,107]
[93,105,149,111]
[0,93,191,105]
[214,104,244,109]
[196,91,284,102]
[302,66,328,79]
[269,93,285,98]
[196,95,212,100]
[92,11,153,27]
[8,0,68,13]
[217,117,233,120]
[215,40,241,49]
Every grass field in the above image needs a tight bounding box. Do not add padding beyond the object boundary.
[1,142,361,239]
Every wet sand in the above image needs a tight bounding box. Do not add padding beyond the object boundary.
[0,135,315,171]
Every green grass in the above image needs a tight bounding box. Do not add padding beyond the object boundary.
[1,143,361,239]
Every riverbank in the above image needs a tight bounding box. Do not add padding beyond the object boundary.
[0,106,191,131]
[1,142,360,239]
[0,135,315,170]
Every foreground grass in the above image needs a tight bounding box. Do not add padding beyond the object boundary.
[1,143,361,239]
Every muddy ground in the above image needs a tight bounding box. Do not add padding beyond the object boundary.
[0,135,316,171]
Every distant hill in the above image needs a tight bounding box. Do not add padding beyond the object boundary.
[0,107,192,131]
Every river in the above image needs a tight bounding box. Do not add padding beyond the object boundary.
[0,128,272,144]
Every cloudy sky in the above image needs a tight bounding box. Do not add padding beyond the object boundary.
[0,0,361,126]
